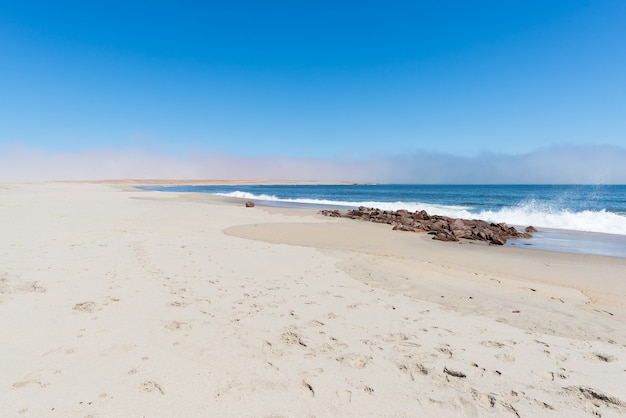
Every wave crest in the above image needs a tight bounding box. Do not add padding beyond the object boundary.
[217,191,626,235]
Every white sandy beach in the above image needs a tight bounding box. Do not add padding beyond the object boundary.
[1,182,625,417]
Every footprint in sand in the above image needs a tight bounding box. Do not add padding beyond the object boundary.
[396,360,430,380]
[594,353,617,362]
[360,339,380,348]
[13,369,61,389]
[281,331,308,348]
[435,346,454,358]
[13,379,49,389]
[301,380,315,398]
[336,389,352,404]
[495,352,515,362]
[320,336,349,353]
[565,386,626,409]
[481,340,505,348]
[0,276,47,296]
[73,301,97,313]
[164,321,192,331]
[336,353,371,369]
[141,381,165,395]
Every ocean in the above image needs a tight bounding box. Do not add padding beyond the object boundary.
[140,184,626,258]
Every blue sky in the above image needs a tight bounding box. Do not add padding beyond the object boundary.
[1,1,625,182]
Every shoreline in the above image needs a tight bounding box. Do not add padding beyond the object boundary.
[1,182,625,417]
[140,184,626,259]
[507,227,626,258]
[56,179,368,185]
[137,186,626,338]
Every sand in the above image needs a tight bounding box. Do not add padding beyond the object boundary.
[1,182,625,417]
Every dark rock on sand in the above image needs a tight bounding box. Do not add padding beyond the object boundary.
[319,206,534,245]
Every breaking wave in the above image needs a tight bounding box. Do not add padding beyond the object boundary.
[217,191,626,235]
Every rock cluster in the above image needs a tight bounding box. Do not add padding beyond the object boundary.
[319,206,535,245]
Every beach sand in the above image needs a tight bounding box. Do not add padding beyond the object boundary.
[1,182,625,417]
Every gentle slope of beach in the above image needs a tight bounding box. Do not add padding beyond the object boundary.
[1,183,625,417]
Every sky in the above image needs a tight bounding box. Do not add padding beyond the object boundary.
[1,0,625,183]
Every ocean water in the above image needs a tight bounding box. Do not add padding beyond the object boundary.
[140,184,626,258]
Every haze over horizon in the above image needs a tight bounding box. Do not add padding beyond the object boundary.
[1,1,625,183]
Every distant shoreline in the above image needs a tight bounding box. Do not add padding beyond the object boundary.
[55,179,367,185]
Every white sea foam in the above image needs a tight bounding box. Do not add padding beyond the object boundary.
[215,192,471,216]
[216,192,626,235]
[217,191,279,201]
[476,207,626,235]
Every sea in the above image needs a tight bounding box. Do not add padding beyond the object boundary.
[140,184,626,258]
